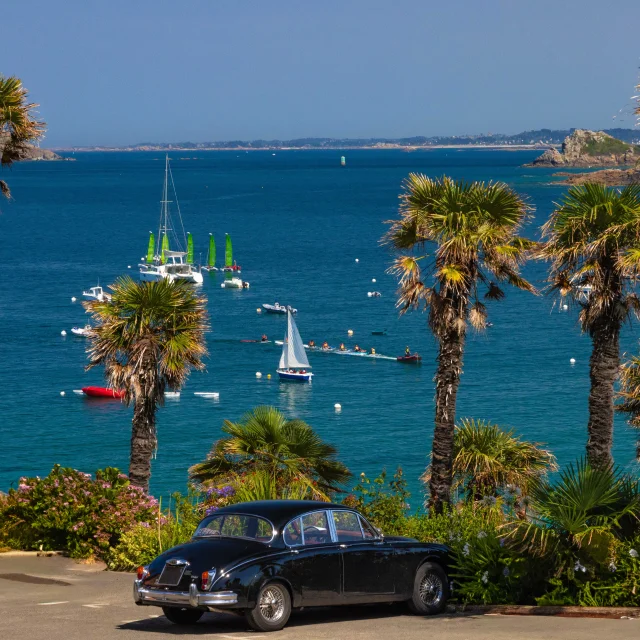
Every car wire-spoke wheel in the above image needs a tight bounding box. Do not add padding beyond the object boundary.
[419,571,444,607]
[259,586,286,623]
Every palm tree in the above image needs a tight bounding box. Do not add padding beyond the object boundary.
[537,184,640,468]
[0,75,46,198]
[513,460,640,565]
[84,277,208,492]
[616,354,640,459]
[424,418,556,501]
[188,405,351,500]
[384,175,535,513]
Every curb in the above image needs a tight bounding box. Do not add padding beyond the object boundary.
[0,550,66,558]
[448,604,640,619]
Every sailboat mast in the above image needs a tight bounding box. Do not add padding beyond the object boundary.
[156,154,171,257]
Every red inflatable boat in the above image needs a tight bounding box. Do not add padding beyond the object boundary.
[82,386,125,399]
[397,354,422,364]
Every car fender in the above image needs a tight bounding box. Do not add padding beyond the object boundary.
[246,565,299,608]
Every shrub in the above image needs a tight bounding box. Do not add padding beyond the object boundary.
[0,465,157,558]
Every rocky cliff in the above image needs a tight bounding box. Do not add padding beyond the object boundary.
[528,129,640,167]
[554,168,640,186]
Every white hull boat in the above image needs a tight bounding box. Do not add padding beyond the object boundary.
[139,156,204,286]
[221,277,249,289]
[82,286,111,302]
[263,303,297,314]
[277,310,313,382]
[71,325,91,336]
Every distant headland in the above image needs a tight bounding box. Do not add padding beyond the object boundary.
[50,128,640,153]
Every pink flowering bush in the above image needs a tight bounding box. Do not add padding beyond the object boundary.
[0,465,158,558]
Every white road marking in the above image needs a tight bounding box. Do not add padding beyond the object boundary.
[38,601,69,606]
[82,604,109,608]
[148,614,160,618]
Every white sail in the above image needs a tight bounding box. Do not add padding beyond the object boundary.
[279,311,311,369]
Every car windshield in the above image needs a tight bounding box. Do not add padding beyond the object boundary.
[193,513,274,542]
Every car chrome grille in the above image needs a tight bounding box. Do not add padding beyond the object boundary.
[157,562,187,586]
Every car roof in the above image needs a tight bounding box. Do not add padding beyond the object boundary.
[211,500,354,527]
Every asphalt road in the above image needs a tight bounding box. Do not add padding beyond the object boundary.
[1,555,638,640]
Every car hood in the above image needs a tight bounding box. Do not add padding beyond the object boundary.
[148,536,274,577]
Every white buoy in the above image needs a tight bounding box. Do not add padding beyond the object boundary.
[372,278,376,283]
[562,304,568,311]
[257,308,262,313]
[570,358,576,364]
[367,292,372,297]
[60,330,67,336]
[347,329,354,336]
[127,265,132,269]
[60,391,66,396]
[256,372,262,378]
[334,403,342,411]
[355,258,359,263]
[71,297,77,302]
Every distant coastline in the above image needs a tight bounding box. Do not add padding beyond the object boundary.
[50,128,640,153]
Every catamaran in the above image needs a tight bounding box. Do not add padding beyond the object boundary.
[221,233,241,272]
[139,155,203,285]
[201,233,218,271]
[277,310,313,382]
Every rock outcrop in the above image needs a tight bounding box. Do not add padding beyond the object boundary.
[528,129,640,167]
[554,169,640,186]
[18,146,64,161]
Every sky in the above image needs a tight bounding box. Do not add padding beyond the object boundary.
[2,0,639,146]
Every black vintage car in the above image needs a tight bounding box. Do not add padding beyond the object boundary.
[133,500,450,632]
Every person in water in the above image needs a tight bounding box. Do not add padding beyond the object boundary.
[261,334,268,342]
[370,347,376,355]
[354,344,362,352]
[308,340,315,348]
[339,343,346,351]
[405,346,411,356]
[322,341,329,350]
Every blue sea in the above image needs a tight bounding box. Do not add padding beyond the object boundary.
[1,149,638,502]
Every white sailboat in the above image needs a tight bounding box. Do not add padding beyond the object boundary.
[139,155,203,285]
[277,310,313,382]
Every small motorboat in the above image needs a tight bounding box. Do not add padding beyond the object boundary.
[367,291,382,298]
[71,325,92,337]
[397,354,422,364]
[82,386,124,398]
[262,303,297,315]
[371,329,387,336]
[221,277,249,289]
[82,286,111,302]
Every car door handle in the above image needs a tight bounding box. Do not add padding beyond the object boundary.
[290,549,299,555]
[339,544,347,549]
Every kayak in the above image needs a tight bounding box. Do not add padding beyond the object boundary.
[371,330,387,336]
[397,354,422,364]
[240,339,271,343]
[82,386,125,399]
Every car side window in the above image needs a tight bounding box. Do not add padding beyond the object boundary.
[284,517,303,547]
[301,511,332,545]
[360,516,378,539]
[333,511,363,542]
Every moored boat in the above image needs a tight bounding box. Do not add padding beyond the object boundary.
[82,286,111,302]
[71,325,91,336]
[277,310,313,382]
[138,156,204,285]
[262,303,297,314]
[221,277,249,289]
[82,386,125,398]
[220,233,241,272]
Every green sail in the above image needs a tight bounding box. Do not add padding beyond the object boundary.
[186,232,194,264]
[225,233,232,267]
[146,232,155,263]
[161,234,169,263]
[208,233,216,267]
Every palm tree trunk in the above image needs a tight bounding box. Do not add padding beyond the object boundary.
[429,327,465,514]
[587,318,620,468]
[129,394,157,492]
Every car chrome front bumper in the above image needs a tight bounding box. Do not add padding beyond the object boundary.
[133,580,238,608]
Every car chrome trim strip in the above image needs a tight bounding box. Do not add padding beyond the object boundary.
[133,580,238,607]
